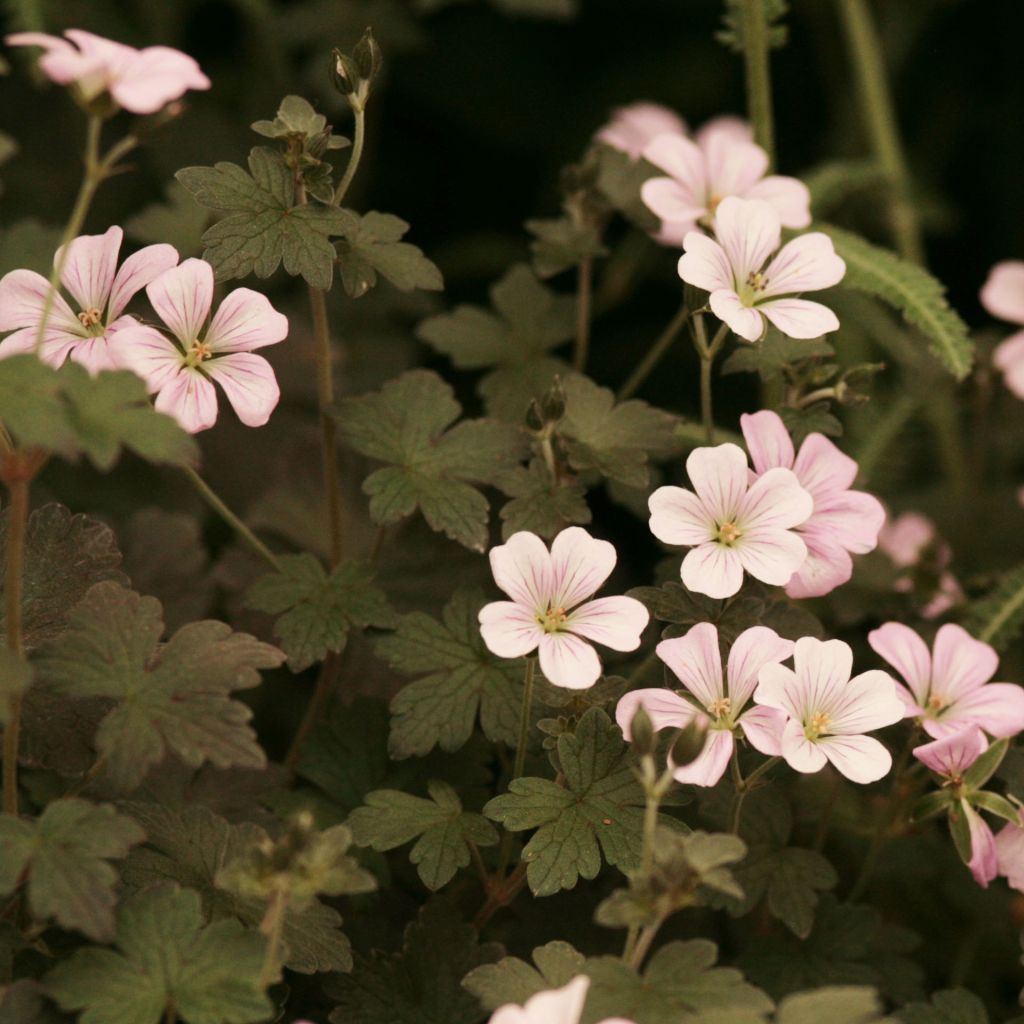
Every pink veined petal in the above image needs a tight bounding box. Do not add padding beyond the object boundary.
[489,975,591,1024]
[567,596,648,652]
[154,367,218,433]
[791,636,854,718]
[538,631,602,690]
[810,490,886,555]
[758,298,840,339]
[110,46,211,115]
[825,669,904,734]
[793,432,858,498]
[677,233,734,293]
[980,261,1024,325]
[56,225,121,313]
[895,686,927,721]
[105,323,184,393]
[653,218,694,248]
[204,352,280,427]
[818,734,892,784]
[734,527,807,587]
[713,196,781,283]
[995,825,1024,892]
[67,334,121,375]
[761,232,846,297]
[931,623,999,700]
[726,625,794,710]
[681,542,744,599]
[708,289,765,342]
[867,622,933,706]
[549,527,616,610]
[656,622,723,709]
[63,29,135,69]
[942,683,1024,739]
[784,526,852,599]
[671,728,734,787]
[0,268,81,333]
[780,718,829,774]
[489,532,554,611]
[478,601,542,659]
[147,258,214,345]
[753,663,805,723]
[913,726,987,776]
[0,325,81,367]
[993,331,1024,399]
[742,175,811,229]
[686,442,750,523]
[643,134,707,199]
[738,705,786,756]
[107,243,179,320]
[597,102,687,159]
[963,802,998,887]
[704,136,768,201]
[615,688,698,739]
[737,466,813,531]
[648,485,715,546]
[5,31,104,86]
[205,287,289,353]
[642,178,707,228]
[739,409,795,474]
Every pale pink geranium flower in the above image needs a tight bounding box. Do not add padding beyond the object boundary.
[740,411,885,598]
[111,259,287,434]
[642,118,810,246]
[995,824,1024,892]
[648,442,813,600]
[0,225,177,373]
[877,511,962,619]
[490,976,632,1024]
[6,29,210,114]
[678,196,846,342]
[616,623,793,786]
[980,261,1024,398]
[478,527,649,690]
[868,622,1024,739]
[754,636,904,783]
[596,101,686,160]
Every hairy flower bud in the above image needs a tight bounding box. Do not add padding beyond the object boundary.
[629,705,656,758]
[669,718,708,768]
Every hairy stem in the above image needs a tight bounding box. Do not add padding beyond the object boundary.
[333,106,366,207]
[694,318,730,443]
[837,0,924,264]
[739,0,776,167]
[2,478,28,816]
[627,911,669,971]
[181,466,280,570]
[618,302,690,400]
[731,754,781,835]
[258,887,289,989]
[573,256,594,373]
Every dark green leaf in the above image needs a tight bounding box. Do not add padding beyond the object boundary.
[963,738,1009,790]
[498,458,591,538]
[0,219,64,277]
[895,989,989,1024]
[526,216,607,277]
[776,987,886,1024]
[0,355,77,456]
[463,941,586,1010]
[334,210,443,297]
[721,330,834,380]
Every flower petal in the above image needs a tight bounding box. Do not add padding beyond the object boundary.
[780,718,828,774]
[792,431,858,497]
[568,595,648,652]
[671,728,734,786]
[708,289,765,342]
[740,409,794,474]
[726,625,794,710]
[490,976,591,1024]
[762,232,846,296]
[598,102,687,160]
[110,45,211,115]
[734,527,807,587]
[754,664,804,722]
[784,525,853,599]
[648,485,714,546]
[913,727,987,777]
[549,527,616,610]
[826,669,904,734]
[996,824,1024,891]
[0,268,81,333]
[737,466,813,530]
[538,631,601,690]
[489,532,554,611]
[107,243,179,320]
[739,705,786,755]
[478,601,542,659]
[867,622,932,706]
[677,233,734,293]
[943,683,1024,739]
[0,325,79,367]
[147,257,214,345]
[643,134,706,199]
[205,287,289,353]
[67,334,121,375]
[810,490,886,555]
[681,542,744,599]
[642,178,707,228]
[656,622,723,709]
[980,261,1024,325]
[205,352,280,427]
[743,174,811,228]
[615,688,697,739]
[931,623,999,700]
[57,225,121,313]
[686,442,749,522]
[759,298,840,339]
[704,136,768,200]
[964,802,998,887]
[993,331,1024,398]
[791,636,854,717]
[106,323,184,393]
[818,734,892,784]
[154,367,218,433]
[713,196,781,282]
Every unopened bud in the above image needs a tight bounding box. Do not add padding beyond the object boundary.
[629,705,656,758]
[669,718,708,768]
[331,49,359,97]
[353,28,383,85]
[525,400,545,433]
[541,376,566,423]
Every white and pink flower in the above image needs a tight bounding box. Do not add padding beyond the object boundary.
[596,101,687,161]
[648,442,813,599]
[868,622,1024,739]
[641,118,809,245]
[111,258,288,433]
[489,976,631,1024]
[980,261,1024,399]
[754,636,904,784]
[6,28,210,114]
[0,225,178,373]
[478,527,649,690]
[995,824,1024,892]
[740,410,885,598]
[616,623,793,786]
[912,725,988,780]
[677,196,845,342]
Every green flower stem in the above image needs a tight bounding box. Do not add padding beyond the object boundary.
[618,302,690,400]
[694,317,730,443]
[284,650,339,771]
[181,465,281,570]
[2,476,29,816]
[496,657,537,879]
[837,0,924,265]
[730,753,781,834]
[33,116,138,354]
[333,106,366,207]
[573,256,594,373]
[626,909,670,971]
[258,886,289,990]
[739,0,776,168]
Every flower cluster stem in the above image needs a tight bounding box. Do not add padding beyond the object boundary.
[284,651,340,771]
[258,886,289,990]
[573,256,594,372]
[333,107,366,207]
[694,317,730,443]
[496,658,537,878]
[739,0,776,168]
[2,477,29,816]
[619,302,690,400]
[730,753,781,835]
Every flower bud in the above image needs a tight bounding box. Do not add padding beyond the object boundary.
[669,718,708,768]
[331,49,359,97]
[629,705,656,758]
[525,400,545,433]
[353,28,383,85]
[541,376,566,423]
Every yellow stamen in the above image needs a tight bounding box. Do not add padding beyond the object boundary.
[717,521,742,545]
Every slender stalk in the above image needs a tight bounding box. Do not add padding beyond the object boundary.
[467,840,490,890]
[284,651,339,771]
[836,0,924,264]
[573,256,594,373]
[181,466,280,570]
[739,0,776,167]
[694,319,730,443]
[2,478,28,816]
[473,861,528,930]
[627,911,669,971]
[730,753,781,835]
[496,658,537,878]
[333,107,366,207]
[258,887,289,989]
[618,303,690,400]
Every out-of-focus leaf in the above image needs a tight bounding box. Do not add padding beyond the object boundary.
[334,210,443,298]
[526,216,607,277]
[125,181,209,257]
[463,941,586,1010]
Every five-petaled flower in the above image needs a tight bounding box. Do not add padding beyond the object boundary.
[112,258,288,434]
[6,28,210,114]
[648,442,813,599]
[616,622,793,786]
[980,260,1024,399]
[478,527,649,690]
[868,622,1024,739]
[740,410,885,598]
[596,101,686,161]
[642,118,810,246]
[0,225,178,373]
[754,636,904,783]
[677,196,846,342]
